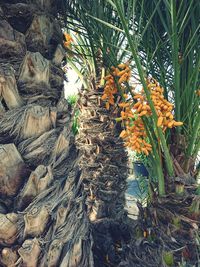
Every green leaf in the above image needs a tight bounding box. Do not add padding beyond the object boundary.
[86,13,124,33]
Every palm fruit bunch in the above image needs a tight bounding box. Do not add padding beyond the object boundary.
[101,74,117,110]
[119,78,183,155]
[120,117,152,155]
[111,63,131,84]
[101,63,131,109]
[132,78,183,130]
[102,64,183,156]
[63,33,73,48]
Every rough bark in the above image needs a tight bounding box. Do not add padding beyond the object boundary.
[76,90,130,267]
[0,65,23,109]
[0,1,130,266]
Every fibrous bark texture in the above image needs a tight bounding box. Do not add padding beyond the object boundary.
[0,1,130,266]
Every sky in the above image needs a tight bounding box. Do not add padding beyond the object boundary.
[64,67,81,98]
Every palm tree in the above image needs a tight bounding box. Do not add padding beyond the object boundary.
[65,0,200,266]
[0,1,130,266]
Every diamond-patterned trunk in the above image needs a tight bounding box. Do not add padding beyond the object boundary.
[0,1,129,266]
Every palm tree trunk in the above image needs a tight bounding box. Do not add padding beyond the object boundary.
[76,88,130,266]
[0,1,130,267]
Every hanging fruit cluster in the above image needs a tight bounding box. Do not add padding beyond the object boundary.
[111,63,131,84]
[101,65,183,156]
[120,117,152,155]
[118,91,152,155]
[101,63,131,110]
[132,78,183,130]
[63,32,73,48]
[101,74,117,110]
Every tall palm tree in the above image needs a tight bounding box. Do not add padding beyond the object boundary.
[65,0,200,266]
[0,1,130,266]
